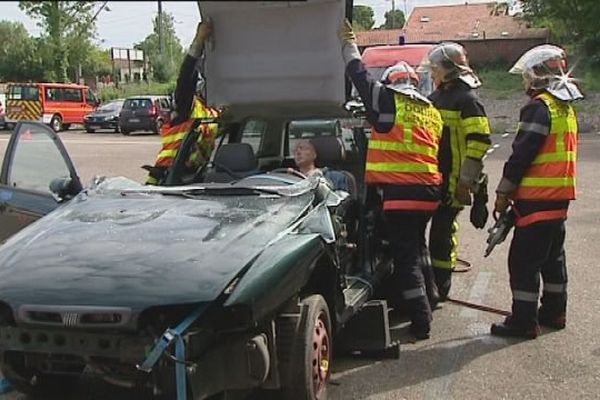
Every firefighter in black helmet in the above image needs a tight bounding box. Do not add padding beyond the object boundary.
[424,42,492,302]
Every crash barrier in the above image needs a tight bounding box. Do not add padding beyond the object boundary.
[0,378,12,394]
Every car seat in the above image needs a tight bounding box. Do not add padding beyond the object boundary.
[310,136,358,199]
[204,143,260,183]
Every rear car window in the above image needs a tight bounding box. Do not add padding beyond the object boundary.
[123,99,152,109]
[8,85,39,101]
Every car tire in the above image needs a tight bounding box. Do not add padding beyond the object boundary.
[50,115,62,132]
[86,128,95,133]
[280,294,332,400]
[121,128,130,136]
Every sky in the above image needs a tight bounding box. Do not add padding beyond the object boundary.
[0,0,496,50]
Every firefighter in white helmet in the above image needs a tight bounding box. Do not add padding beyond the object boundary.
[423,42,492,302]
[491,44,582,339]
[339,19,444,340]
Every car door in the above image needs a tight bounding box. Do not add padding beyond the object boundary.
[0,122,82,242]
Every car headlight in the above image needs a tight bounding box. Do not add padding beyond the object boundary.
[107,115,118,121]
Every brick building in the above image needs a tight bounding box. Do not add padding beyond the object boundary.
[356,1,549,66]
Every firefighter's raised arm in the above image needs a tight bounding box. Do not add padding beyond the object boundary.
[172,21,212,125]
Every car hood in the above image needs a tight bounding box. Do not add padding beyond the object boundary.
[202,0,350,121]
[0,182,314,311]
[88,110,119,117]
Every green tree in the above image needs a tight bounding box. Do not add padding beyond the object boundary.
[18,1,108,82]
[0,20,44,81]
[380,9,405,29]
[135,11,184,83]
[352,5,375,31]
[522,0,600,65]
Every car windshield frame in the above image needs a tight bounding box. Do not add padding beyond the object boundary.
[121,172,321,198]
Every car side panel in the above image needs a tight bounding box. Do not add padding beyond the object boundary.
[0,187,58,243]
[224,234,326,321]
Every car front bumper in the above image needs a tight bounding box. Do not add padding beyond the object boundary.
[0,324,273,398]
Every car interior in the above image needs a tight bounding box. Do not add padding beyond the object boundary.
[167,117,363,199]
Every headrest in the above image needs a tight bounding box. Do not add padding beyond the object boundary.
[310,136,346,165]
[213,143,258,172]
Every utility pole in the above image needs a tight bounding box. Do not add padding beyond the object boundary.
[391,0,395,28]
[158,0,164,55]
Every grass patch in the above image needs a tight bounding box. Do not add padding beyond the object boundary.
[580,67,600,92]
[97,81,176,102]
[477,67,522,93]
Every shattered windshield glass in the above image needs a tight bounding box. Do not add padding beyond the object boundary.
[120,173,321,198]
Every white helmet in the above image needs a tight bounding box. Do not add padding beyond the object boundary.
[425,42,481,88]
[510,44,583,101]
[381,61,430,104]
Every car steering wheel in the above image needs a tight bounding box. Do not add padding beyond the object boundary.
[270,168,308,179]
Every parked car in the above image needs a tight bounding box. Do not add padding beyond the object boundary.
[118,95,171,135]
[0,1,395,399]
[83,99,125,133]
[4,82,99,132]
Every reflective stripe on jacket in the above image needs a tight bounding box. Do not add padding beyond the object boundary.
[513,92,577,201]
[429,81,491,207]
[366,94,443,211]
[154,98,219,168]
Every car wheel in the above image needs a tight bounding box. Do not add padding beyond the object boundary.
[50,115,62,132]
[86,128,95,133]
[121,128,130,136]
[281,294,332,400]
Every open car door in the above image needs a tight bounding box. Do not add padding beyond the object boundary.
[0,122,82,242]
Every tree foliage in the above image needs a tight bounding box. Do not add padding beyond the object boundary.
[18,1,108,82]
[0,21,44,81]
[352,5,375,31]
[135,11,184,83]
[521,0,600,65]
[380,10,405,30]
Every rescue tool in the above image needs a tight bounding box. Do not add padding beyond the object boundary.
[484,207,515,257]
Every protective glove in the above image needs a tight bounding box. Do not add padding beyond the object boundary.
[188,21,213,58]
[455,180,473,206]
[338,19,356,47]
[470,172,489,229]
[494,193,511,214]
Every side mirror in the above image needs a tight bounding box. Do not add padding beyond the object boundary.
[49,177,75,201]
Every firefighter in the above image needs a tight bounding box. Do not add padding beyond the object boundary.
[424,42,492,301]
[146,21,219,185]
[491,45,583,339]
[339,20,443,339]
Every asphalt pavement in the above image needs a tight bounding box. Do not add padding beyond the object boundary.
[0,129,599,399]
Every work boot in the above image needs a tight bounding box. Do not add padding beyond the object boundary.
[434,268,452,302]
[538,309,566,330]
[409,322,430,341]
[490,316,540,339]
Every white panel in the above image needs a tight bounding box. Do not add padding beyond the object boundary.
[201,0,347,114]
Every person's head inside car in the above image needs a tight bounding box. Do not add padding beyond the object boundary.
[293,139,318,176]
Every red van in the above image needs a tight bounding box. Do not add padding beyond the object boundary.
[360,44,436,96]
[5,83,99,132]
